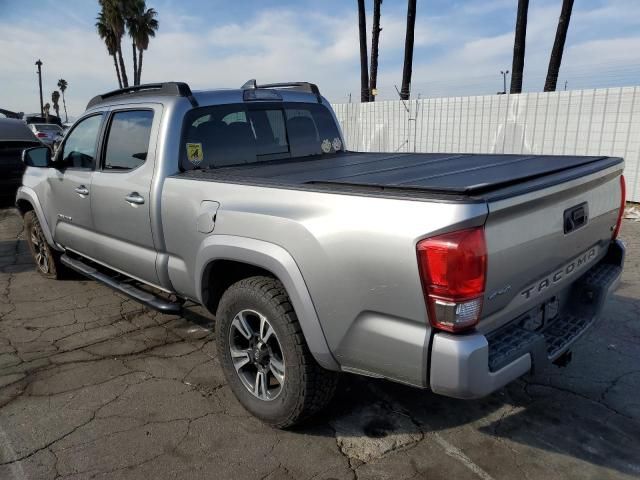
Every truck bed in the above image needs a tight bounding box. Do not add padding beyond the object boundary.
[178,152,622,199]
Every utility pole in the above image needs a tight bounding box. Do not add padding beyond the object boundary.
[35,59,44,116]
[500,70,509,94]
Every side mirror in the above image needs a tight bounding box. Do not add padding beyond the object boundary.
[22,146,52,168]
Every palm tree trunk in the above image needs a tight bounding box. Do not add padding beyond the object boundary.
[132,42,138,85]
[61,92,68,123]
[369,0,382,102]
[357,0,369,103]
[544,0,574,92]
[113,54,123,89]
[138,49,143,85]
[510,0,529,94]
[117,43,129,88]
[400,0,417,100]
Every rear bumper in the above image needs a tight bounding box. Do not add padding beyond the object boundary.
[429,240,625,399]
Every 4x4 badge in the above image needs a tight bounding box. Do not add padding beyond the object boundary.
[488,284,511,300]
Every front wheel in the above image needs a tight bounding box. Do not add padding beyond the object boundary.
[24,211,63,279]
[216,276,338,428]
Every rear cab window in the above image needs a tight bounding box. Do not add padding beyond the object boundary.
[180,102,342,170]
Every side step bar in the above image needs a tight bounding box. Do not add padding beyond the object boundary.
[61,254,182,314]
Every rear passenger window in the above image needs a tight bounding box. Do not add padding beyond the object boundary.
[103,110,154,171]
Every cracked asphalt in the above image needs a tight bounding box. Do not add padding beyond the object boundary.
[0,206,638,480]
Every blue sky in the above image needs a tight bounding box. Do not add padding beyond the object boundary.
[1,0,640,117]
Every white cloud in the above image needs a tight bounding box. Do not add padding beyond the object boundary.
[0,23,119,116]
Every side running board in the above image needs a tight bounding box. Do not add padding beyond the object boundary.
[60,254,182,314]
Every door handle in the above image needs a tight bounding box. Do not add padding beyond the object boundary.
[125,192,145,205]
[75,185,89,196]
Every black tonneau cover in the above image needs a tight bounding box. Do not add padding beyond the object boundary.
[180,152,622,197]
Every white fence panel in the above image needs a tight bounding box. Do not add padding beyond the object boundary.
[332,87,640,202]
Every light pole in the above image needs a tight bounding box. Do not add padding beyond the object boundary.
[35,59,44,116]
[500,70,509,95]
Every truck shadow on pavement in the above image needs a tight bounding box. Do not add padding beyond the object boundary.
[0,239,34,274]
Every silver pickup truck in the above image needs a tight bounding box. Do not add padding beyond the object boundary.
[17,81,625,427]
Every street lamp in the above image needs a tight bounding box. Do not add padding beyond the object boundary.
[500,70,509,95]
[35,59,44,116]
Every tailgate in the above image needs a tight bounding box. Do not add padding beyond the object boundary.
[479,160,624,333]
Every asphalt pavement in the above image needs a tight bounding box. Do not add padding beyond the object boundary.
[0,207,638,479]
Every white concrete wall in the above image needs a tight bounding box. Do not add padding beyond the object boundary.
[332,86,640,201]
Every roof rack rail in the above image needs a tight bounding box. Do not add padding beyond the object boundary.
[86,82,198,109]
[240,79,323,103]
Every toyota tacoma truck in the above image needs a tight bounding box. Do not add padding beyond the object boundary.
[17,81,625,427]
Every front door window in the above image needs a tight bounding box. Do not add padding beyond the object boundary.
[58,115,102,169]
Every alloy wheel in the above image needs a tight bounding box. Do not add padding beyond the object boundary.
[30,221,50,274]
[228,309,286,401]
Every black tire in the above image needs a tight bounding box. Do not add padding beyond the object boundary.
[216,276,338,428]
[24,210,63,279]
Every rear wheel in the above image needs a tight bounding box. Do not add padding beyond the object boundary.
[216,276,338,428]
[24,211,63,279]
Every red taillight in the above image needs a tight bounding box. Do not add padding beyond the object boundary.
[417,227,487,333]
[612,175,626,240]
[36,132,47,138]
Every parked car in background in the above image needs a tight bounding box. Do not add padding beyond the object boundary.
[0,118,41,203]
[28,123,64,148]
[24,114,62,126]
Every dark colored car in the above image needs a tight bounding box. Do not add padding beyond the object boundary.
[0,118,41,204]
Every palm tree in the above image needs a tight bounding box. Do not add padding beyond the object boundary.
[99,0,129,88]
[357,0,369,102]
[57,79,68,123]
[544,0,574,92]
[125,0,141,85]
[43,103,51,123]
[127,1,159,85]
[51,91,60,121]
[400,0,417,100]
[369,0,382,102]
[96,11,123,88]
[510,0,529,94]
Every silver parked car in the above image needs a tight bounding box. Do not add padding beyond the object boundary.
[16,81,625,427]
[28,123,64,148]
